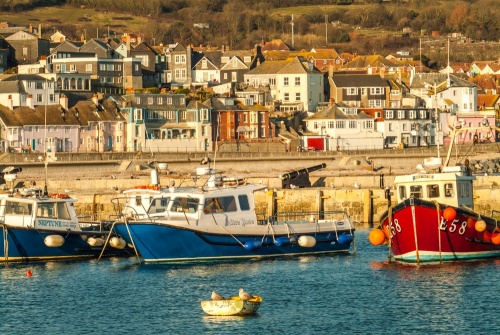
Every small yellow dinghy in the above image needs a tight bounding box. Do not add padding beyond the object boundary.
[201,296,263,316]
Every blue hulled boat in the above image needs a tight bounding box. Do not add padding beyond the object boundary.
[112,167,356,263]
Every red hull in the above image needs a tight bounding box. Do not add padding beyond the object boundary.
[380,198,500,264]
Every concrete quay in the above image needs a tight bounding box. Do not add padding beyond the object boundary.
[3,146,500,227]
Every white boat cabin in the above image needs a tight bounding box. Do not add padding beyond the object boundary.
[0,191,81,231]
[139,183,266,226]
[394,163,475,210]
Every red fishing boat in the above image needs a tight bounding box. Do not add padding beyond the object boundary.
[370,148,500,264]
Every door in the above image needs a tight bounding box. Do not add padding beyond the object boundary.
[108,136,113,151]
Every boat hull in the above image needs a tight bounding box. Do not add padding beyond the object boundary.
[0,226,120,262]
[114,222,355,263]
[380,198,500,264]
[201,296,262,316]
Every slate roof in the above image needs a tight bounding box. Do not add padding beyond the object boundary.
[306,104,372,120]
[410,73,475,89]
[245,59,291,75]
[331,74,390,87]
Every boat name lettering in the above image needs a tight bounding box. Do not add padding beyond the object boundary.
[440,217,467,235]
[38,219,62,227]
[227,218,255,227]
[412,175,434,180]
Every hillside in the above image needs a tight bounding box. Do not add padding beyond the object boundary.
[1,0,499,66]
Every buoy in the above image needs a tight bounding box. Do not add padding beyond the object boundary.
[467,217,476,229]
[26,269,32,277]
[492,233,500,245]
[109,237,127,249]
[244,240,262,251]
[443,207,457,221]
[475,219,487,232]
[87,237,105,247]
[44,235,65,247]
[483,230,492,242]
[298,236,316,248]
[338,234,354,245]
[369,228,385,246]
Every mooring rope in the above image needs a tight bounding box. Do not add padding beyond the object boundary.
[410,201,420,264]
[211,213,245,248]
[433,201,442,264]
[2,224,8,264]
[387,206,395,262]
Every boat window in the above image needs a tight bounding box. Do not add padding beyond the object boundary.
[135,196,142,206]
[458,182,470,198]
[4,201,33,215]
[409,185,422,199]
[238,195,250,211]
[398,186,407,200]
[148,197,170,213]
[204,196,237,213]
[171,197,200,213]
[57,202,71,220]
[444,183,453,197]
[426,184,440,198]
[37,203,56,218]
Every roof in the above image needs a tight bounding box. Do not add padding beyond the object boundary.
[305,104,372,120]
[331,74,390,87]
[410,73,475,89]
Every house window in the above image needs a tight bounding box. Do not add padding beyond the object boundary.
[370,87,383,94]
[295,93,301,101]
[409,110,416,119]
[148,97,154,105]
[365,120,373,129]
[70,64,76,72]
[387,110,394,119]
[283,77,289,86]
[232,58,238,67]
[269,78,275,86]
[389,123,393,131]
[398,110,405,119]
[336,120,345,129]
[284,93,289,102]
[86,64,92,71]
[347,88,357,95]
[349,121,357,128]
[403,123,407,131]
[375,112,381,118]
[202,59,207,69]
[361,88,367,95]
[295,77,300,86]
[200,109,209,121]
[36,94,43,102]
[157,97,163,104]
[420,110,427,119]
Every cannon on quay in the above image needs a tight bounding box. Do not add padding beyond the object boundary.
[280,163,326,189]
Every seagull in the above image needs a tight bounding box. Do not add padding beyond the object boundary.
[211,291,225,300]
[354,183,360,189]
[239,288,254,301]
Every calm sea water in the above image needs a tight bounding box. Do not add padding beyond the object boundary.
[1,228,500,335]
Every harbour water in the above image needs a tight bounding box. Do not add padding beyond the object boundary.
[1,228,500,334]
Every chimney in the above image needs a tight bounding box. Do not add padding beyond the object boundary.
[329,98,335,106]
[7,95,13,110]
[380,68,385,78]
[27,94,34,109]
[40,55,46,69]
[137,35,142,44]
[60,93,68,110]
[38,24,41,38]
[126,33,131,51]
[92,93,99,106]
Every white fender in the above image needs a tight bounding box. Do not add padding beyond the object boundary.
[44,235,65,247]
[87,237,105,247]
[298,235,316,248]
[109,237,127,249]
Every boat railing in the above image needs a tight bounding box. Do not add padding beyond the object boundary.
[261,210,352,225]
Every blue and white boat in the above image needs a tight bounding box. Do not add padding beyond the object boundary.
[112,167,356,263]
[0,169,126,262]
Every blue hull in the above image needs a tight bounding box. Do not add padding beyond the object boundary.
[114,223,355,262]
[1,228,111,262]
